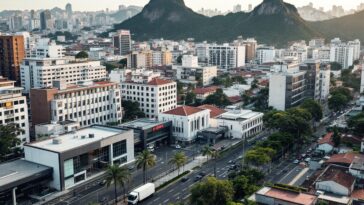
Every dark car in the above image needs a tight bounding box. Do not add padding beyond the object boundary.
[198,171,207,177]
[194,175,203,182]
[181,177,189,182]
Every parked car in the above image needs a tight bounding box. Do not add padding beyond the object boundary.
[293,159,299,164]
[181,177,189,182]
[194,175,203,182]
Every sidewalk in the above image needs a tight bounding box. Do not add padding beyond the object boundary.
[153,155,208,187]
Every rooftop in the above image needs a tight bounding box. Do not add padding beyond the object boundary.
[26,125,125,153]
[147,78,174,86]
[317,165,355,190]
[318,132,334,146]
[194,86,218,95]
[120,118,168,130]
[218,109,263,121]
[0,159,52,192]
[162,106,207,116]
[350,157,364,171]
[198,104,226,118]
[256,187,317,205]
[326,153,364,166]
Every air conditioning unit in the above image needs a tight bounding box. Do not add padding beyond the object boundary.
[73,135,78,139]
[89,134,95,138]
[81,135,86,139]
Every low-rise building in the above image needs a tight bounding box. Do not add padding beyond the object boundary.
[315,165,355,196]
[253,186,317,205]
[316,132,334,154]
[194,86,218,101]
[158,106,210,143]
[30,80,122,127]
[216,109,263,139]
[0,76,29,145]
[24,125,134,191]
[35,121,80,140]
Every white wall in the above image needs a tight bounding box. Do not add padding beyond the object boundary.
[269,74,287,111]
[316,143,333,154]
[24,146,61,190]
[316,181,349,196]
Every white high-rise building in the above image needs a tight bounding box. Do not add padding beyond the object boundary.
[348,39,361,61]
[208,44,245,69]
[330,38,355,69]
[120,77,177,119]
[113,30,131,56]
[256,46,276,64]
[361,66,364,94]
[20,58,107,93]
[0,76,29,145]
[27,38,65,58]
[9,15,23,31]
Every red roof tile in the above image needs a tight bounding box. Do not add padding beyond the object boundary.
[317,165,355,191]
[193,86,218,95]
[318,132,334,146]
[198,104,226,118]
[228,96,242,103]
[351,189,364,200]
[326,153,364,166]
[163,106,206,116]
[264,188,317,205]
[148,78,173,86]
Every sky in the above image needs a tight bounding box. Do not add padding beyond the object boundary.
[0,0,363,12]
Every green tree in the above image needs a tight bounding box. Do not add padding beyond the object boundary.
[300,99,323,122]
[244,147,275,167]
[190,177,234,205]
[105,164,131,204]
[201,146,213,160]
[203,89,231,107]
[330,62,342,71]
[169,151,187,175]
[122,100,145,122]
[201,146,219,176]
[185,92,196,105]
[177,55,183,64]
[75,51,89,59]
[328,93,348,111]
[332,127,341,147]
[0,124,21,161]
[104,63,118,72]
[136,150,157,184]
[119,58,127,68]
[347,112,364,135]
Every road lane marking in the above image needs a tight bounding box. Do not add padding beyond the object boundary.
[163,199,169,204]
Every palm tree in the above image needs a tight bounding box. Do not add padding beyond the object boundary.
[136,149,157,184]
[201,146,219,177]
[169,151,188,175]
[201,146,213,160]
[105,164,131,204]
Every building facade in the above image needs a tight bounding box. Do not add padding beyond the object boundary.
[158,106,210,143]
[24,125,134,191]
[208,44,245,69]
[113,30,131,56]
[0,35,25,84]
[120,78,177,119]
[30,80,122,127]
[0,76,29,145]
[20,58,107,93]
[256,46,275,64]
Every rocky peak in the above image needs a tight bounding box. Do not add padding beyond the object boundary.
[251,0,298,16]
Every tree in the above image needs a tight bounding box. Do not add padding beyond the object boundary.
[190,177,234,205]
[332,127,341,147]
[244,147,275,167]
[177,55,183,64]
[329,93,348,111]
[105,165,131,204]
[119,58,127,68]
[75,51,89,59]
[122,100,145,122]
[0,124,21,161]
[136,150,157,184]
[203,89,231,107]
[347,112,364,135]
[201,146,213,160]
[330,62,342,71]
[201,146,219,176]
[185,92,196,105]
[169,151,188,175]
[300,99,323,122]
[104,63,118,72]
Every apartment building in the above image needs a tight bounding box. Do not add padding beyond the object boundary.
[127,51,153,68]
[113,30,131,56]
[120,78,177,119]
[174,55,217,86]
[268,71,307,111]
[152,50,173,66]
[0,76,29,145]
[330,38,355,69]
[30,80,122,127]
[0,35,25,84]
[256,46,275,64]
[27,38,65,58]
[20,58,107,93]
[208,44,246,69]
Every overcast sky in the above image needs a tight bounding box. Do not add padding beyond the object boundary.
[1,0,363,12]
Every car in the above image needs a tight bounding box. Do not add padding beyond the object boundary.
[99,179,107,186]
[293,159,299,164]
[181,177,189,182]
[228,160,235,164]
[175,144,181,149]
[198,171,207,177]
[128,165,135,171]
[305,158,311,162]
[194,175,203,182]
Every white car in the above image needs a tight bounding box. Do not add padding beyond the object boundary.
[293,159,299,164]
[175,145,181,149]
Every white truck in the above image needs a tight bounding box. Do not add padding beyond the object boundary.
[127,183,155,204]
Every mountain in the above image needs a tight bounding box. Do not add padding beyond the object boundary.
[110,6,142,22]
[310,10,364,42]
[113,0,321,46]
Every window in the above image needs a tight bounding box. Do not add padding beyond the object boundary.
[113,140,127,157]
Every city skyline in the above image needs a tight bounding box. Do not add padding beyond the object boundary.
[1,0,363,12]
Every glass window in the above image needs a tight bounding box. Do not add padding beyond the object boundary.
[113,140,127,157]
